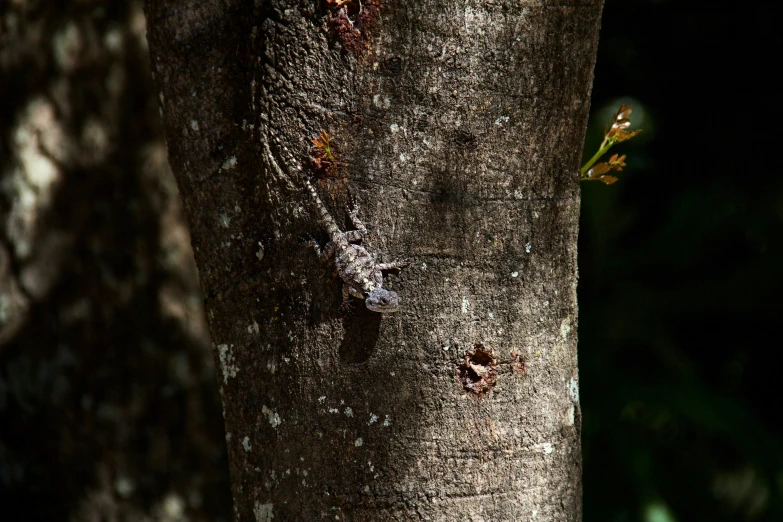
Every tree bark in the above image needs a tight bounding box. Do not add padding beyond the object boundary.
[145,0,602,519]
[1,2,231,519]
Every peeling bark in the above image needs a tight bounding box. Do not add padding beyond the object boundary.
[145,0,602,519]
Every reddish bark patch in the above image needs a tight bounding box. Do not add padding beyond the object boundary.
[456,344,497,397]
[326,0,381,55]
[510,350,527,375]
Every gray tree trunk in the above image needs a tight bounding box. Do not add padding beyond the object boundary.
[1,2,230,519]
[145,0,602,520]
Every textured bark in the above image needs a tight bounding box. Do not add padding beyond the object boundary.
[145,0,602,520]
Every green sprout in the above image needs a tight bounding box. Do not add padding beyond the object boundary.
[312,130,334,162]
[580,104,642,185]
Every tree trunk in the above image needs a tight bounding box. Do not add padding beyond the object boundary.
[145,0,602,519]
[1,2,230,519]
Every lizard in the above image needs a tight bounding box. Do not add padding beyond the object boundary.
[260,135,407,312]
[303,178,408,313]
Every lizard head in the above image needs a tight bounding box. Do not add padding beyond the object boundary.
[365,288,400,313]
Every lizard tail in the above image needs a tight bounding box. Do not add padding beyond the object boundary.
[304,178,342,239]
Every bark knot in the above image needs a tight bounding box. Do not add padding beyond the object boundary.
[456,343,497,397]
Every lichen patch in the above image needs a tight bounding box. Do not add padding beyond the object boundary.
[262,405,282,428]
[217,344,238,384]
[254,502,274,522]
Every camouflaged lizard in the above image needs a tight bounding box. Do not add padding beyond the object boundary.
[304,178,408,313]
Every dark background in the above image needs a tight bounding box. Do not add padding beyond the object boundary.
[0,0,780,520]
[581,1,782,521]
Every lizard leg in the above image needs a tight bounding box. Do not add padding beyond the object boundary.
[348,194,368,237]
[341,284,352,310]
[305,237,335,263]
[376,259,409,271]
[344,230,363,243]
[323,241,336,259]
[304,236,322,256]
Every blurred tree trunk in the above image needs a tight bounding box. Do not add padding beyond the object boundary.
[0,1,231,520]
[145,0,602,519]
